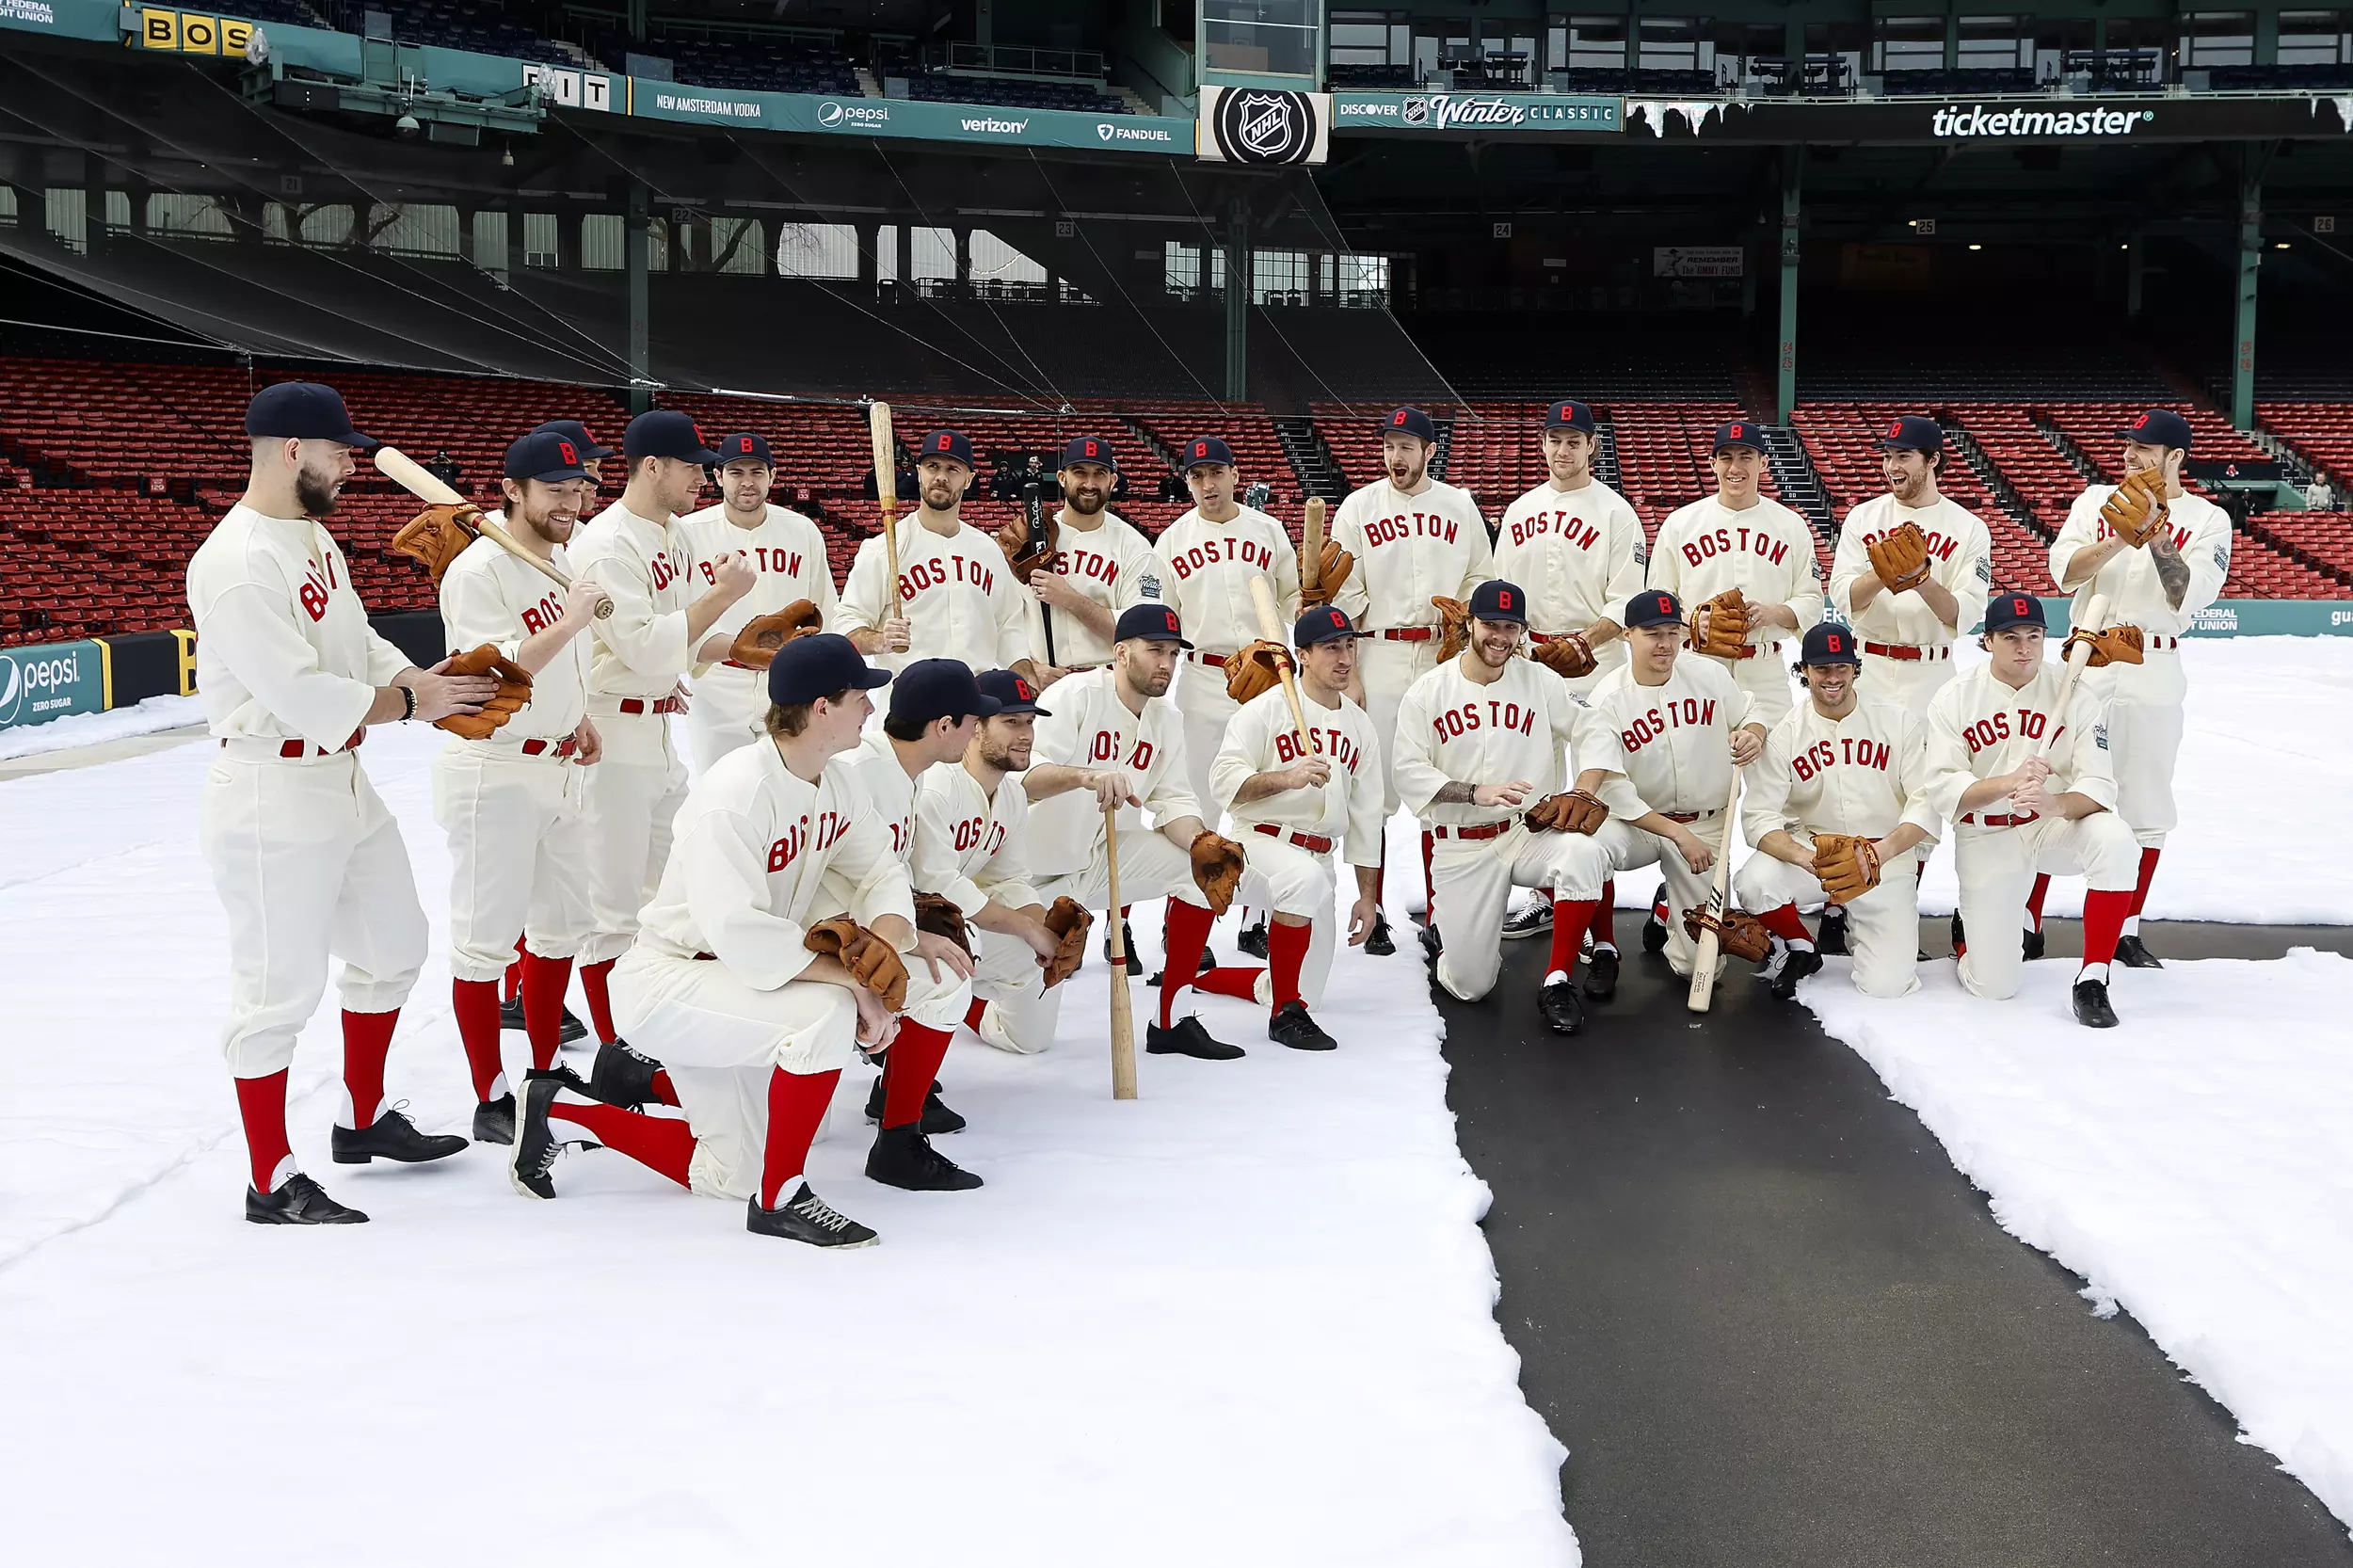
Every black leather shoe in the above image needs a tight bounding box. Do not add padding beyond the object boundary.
[472,1094,516,1145]
[1418,922,1443,965]
[2073,978,2120,1028]
[1641,883,1670,953]
[330,1108,467,1165]
[501,994,587,1044]
[865,1125,984,1191]
[1268,1000,1337,1051]
[1769,947,1824,1001]
[1538,979,1584,1035]
[2112,934,2163,968]
[1105,920,1138,964]
[246,1173,368,1224]
[589,1039,664,1109]
[1144,1016,1244,1060]
[508,1072,566,1199]
[1581,947,1619,1001]
[1237,920,1271,959]
[1145,948,1217,987]
[747,1183,878,1248]
[1816,905,1849,956]
[1364,917,1396,957]
[2021,927,2046,961]
[1950,911,1968,958]
[862,1075,966,1134]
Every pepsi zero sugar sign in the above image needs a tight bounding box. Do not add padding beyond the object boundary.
[0,639,108,732]
[1198,86,1331,166]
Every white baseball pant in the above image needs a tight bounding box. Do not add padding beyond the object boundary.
[2083,655,2186,846]
[1954,812,2139,1000]
[1859,648,1956,719]
[1596,815,1731,980]
[1358,635,1442,817]
[431,745,592,981]
[1431,821,1612,1001]
[1233,831,1341,1006]
[899,944,976,1033]
[578,706,689,967]
[685,664,766,776]
[1735,851,1922,998]
[1175,657,1241,833]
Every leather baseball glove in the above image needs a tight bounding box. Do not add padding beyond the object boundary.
[1812,834,1882,904]
[1039,895,1092,989]
[911,891,972,957]
[1190,829,1246,916]
[803,916,908,1012]
[725,599,824,669]
[2099,469,2169,548]
[1681,905,1775,964]
[1433,596,1471,663]
[1689,588,1752,658]
[2063,624,2146,668]
[1224,639,1294,705]
[1530,632,1596,680]
[995,512,1059,584]
[1867,521,1934,593]
[1298,539,1353,609]
[434,643,532,740]
[1525,789,1609,835]
[390,503,482,583]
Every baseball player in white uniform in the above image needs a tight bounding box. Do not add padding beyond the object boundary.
[189,382,502,1224]
[835,427,1030,680]
[507,634,917,1246]
[997,434,1161,683]
[434,430,610,1144]
[1393,581,1610,1034]
[1735,623,1939,1001]
[679,431,839,773]
[1924,594,2141,1028]
[1829,416,1993,717]
[1329,407,1496,951]
[567,411,754,1070]
[2044,408,2232,968]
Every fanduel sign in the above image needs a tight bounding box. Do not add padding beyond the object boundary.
[1930,104,2155,139]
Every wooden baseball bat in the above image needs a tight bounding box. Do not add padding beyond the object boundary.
[1685,758,1748,1015]
[374,444,612,617]
[1301,495,1326,597]
[869,402,903,624]
[1247,574,1315,753]
[2040,593,2110,761]
[1103,802,1137,1101]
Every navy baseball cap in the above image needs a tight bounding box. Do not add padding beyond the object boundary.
[717,432,773,467]
[977,668,1049,716]
[767,632,890,705]
[1625,589,1685,630]
[1713,420,1765,455]
[1545,399,1596,434]
[917,429,975,470]
[1467,580,1529,625]
[1985,593,2047,633]
[246,382,374,448]
[531,419,612,460]
[503,430,591,485]
[1384,407,1437,444]
[1295,605,1360,647]
[2118,408,2194,451]
[1114,603,1193,648]
[1879,415,1944,453]
[624,410,720,466]
[889,658,999,728]
[1801,623,1863,665]
[1060,435,1117,471]
[1182,436,1235,471]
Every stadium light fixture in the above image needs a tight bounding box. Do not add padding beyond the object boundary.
[2274,242,2290,250]
[1968,243,1982,251]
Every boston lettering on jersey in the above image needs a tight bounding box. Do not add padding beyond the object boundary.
[1619,697,1719,751]
[1048,544,1125,586]
[1792,735,1893,782]
[1857,522,1961,563]
[2093,516,2196,553]
[648,544,687,594]
[1086,728,1158,773]
[899,552,998,600]
[765,809,852,873]
[1960,706,2063,755]
[951,813,1009,856]
[1431,697,1541,742]
[1507,509,1601,552]
[1167,535,1275,579]
[1680,527,1792,568]
[1366,510,1463,548]
[296,551,340,621]
[1274,725,1365,773]
[700,546,807,584]
[518,584,567,636]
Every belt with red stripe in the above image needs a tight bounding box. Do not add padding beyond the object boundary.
[1253,823,1334,855]
[2140,633,2180,651]
[1529,630,1580,644]
[719,659,760,671]
[1961,809,2041,828]
[1660,809,1706,824]
[1862,641,1951,663]
[1705,644,1763,660]
[225,728,365,760]
[616,696,687,715]
[519,736,579,759]
[1432,819,1512,841]
[1376,626,1435,642]
[1187,649,1227,667]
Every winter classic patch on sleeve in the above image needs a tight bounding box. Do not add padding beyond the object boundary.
[1136,570,1163,600]
[1976,553,1993,584]
[2095,722,2109,750]
[2213,542,2231,574]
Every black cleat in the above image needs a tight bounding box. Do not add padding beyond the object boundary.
[507,1071,567,1199]
[1817,905,1849,956]
[246,1173,368,1225]
[2112,934,2162,969]
[1769,947,1824,1001]
[1364,917,1396,957]
[1501,900,1554,940]
[330,1107,467,1165]
[865,1124,984,1192]
[500,994,587,1045]
[472,1094,517,1145]
[1237,920,1271,959]
[589,1039,664,1110]
[1418,921,1443,965]
[1538,979,1585,1035]
[747,1183,878,1248]
[2073,978,2120,1029]
[1641,883,1670,953]
[2022,927,2046,962]
[1581,946,1620,1002]
[861,1075,966,1135]
[1105,920,1138,964]
[1950,911,1968,958]
[1143,947,1216,988]
[1144,1016,1245,1060]
[1268,999,1337,1051]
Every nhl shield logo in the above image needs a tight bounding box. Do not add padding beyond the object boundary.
[1211,87,1316,165]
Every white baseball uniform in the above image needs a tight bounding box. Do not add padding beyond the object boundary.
[918,756,1047,1041]
[678,502,838,773]
[1492,474,1648,697]
[2048,485,2231,847]
[1151,502,1301,828]
[1647,494,1823,727]
[825,731,969,1033]
[1830,494,1993,714]
[609,742,912,1200]
[1392,655,1604,1001]
[1023,506,1161,671]
[1577,656,1759,979]
[1923,660,2138,1000]
[833,513,1029,679]
[186,505,426,1098]
[1736,695,1939,998]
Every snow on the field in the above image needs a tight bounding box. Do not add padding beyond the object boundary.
[0,724,1577,1567]
[0,692,202,760]
[1802,951,2353,1529]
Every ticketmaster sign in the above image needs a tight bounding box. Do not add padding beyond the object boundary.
[1333,91,1623,136]
[628,81,1193,152]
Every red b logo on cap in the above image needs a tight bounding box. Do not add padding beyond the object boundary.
[738,437,754,454]
[1014,677,1033,700]
[558,440,578,464]
[1497,589,1513,610]
[1887,421,1902,439]
[1731,424,1745,438]
[2133,413,2150,429]
[1828,632,1844,652]
[2013,597,2030,616]
[1392,410,1407,425]
[936,433,952,451]
[1193,441,1208,458]
[1083,440,1098,456]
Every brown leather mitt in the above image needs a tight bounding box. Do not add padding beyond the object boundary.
[803,916,909,1011]
[911,891,972,957]
[1530,632,1596,680]
[1525,789,1609,835]
[1689,588,1752,658]
[2099,468,2169,548]
[1812,834,1882,904]
[725,599,824,669]
[1433,595,1471,663]
[1299,539,1353,608]
[996,512,1059,584]
[2064,624,2146,668]
[1682,904,1775,964]
[1039,895,1092,989]
[433,643,532,740]
[390,503,482,584]
[1866,520,1934,593]
[1190,829,1246,916]
[1224,639,1294,705]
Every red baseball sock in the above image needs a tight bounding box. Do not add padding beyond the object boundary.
[2025,873,2051,933]
[1548,899,1600,975]
[760,1067,840,1209]
[649,1070,681,1107]
[1195,966,1264,1000]
[504,936,526,1003]
[234,1069,294,1192]
[520,952,574,1072]
[1268,919,1311,1012]
[2128,847,2161,919]
[1591,881,1618,949]
[1420,830,1435,917]
[1755,903,1815,950]
[579,958,618,1045]
[547,1099,695,1187]
[341,1008,398,1128]
[964,997,988,1032]
[452,978,505,1101]
[2080,888,2132,970]
[881,1020,953,1129]
[1159,898,1217,1027]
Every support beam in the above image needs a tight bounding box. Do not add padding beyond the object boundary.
[1777,150,1801,424]
[954,227,971,296]
[1225,191,1250,403]
[2125,231,2143,317]
[626,181,651,414]
[2233,163,2262,431]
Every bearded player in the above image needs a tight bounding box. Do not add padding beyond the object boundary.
[835,427,1030,680]
[1829,416,1992,716]
[998,435,1160,685]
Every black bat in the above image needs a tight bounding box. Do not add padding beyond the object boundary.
[1022,478,1057,668]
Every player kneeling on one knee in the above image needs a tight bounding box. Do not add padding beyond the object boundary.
[1733,624,1940,1001]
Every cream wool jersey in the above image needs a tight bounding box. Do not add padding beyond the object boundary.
[834,514,1028,677]
[1210,686,1387,869]
[436,534,587,744]
[2048,484,2232,636]
[1151,504,1301,655]
[1577,657,1757,819]
[833,730,924,867]
[186,504,415,747]
[1492,476,1647,633]
[1741,695,1940,846]
[1922,661,2118,824]
[632,741,914,988]
[570,501,699,700]
[1328,477,1495,630]
[1647,495,1826,647]
[1392,655,1584,828]
[678,502,839,646]
[1024,665,1198,877]
[916,760,1039,916]
[1024,508,1161,667]
[1831,494,1994,646]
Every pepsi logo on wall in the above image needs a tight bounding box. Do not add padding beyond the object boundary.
[1201,86,1329,166]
